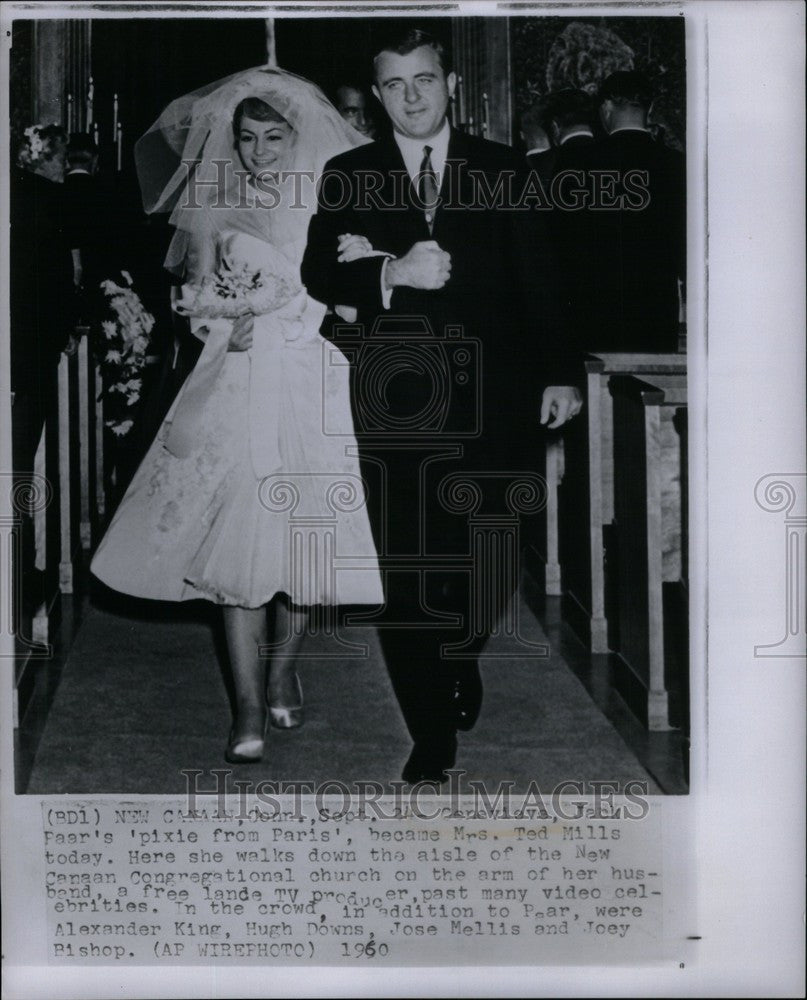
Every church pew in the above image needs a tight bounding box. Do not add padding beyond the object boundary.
[608,374,688,730]
[557,352,686,653]
[13,342,107,725]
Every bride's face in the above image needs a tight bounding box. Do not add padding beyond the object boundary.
[236,115,294,182]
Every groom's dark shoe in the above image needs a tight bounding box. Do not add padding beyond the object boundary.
[401,734,457,785]
[452,662,483,732]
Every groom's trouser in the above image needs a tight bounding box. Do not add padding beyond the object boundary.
[358,440,519,746]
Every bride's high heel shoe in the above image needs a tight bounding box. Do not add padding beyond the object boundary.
[225,732,265,764]
[225,710,267,763]
[268,673,304,730]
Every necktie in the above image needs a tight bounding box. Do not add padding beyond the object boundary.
[418,145,439,234]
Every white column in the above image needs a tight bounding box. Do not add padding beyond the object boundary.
[265,19,277,67]
[94,363,105,522]
[58,354,73,593]
[78,334,91,548]
[544,437,564,596]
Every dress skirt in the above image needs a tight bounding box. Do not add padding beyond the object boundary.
[91,341,383,609]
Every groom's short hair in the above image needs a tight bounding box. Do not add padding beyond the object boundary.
[372,27,452,80]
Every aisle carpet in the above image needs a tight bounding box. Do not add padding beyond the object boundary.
[26,591,658,794]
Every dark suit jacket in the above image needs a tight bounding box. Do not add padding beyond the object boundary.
[10,169,73,394]
[525,147,556,189]
[582,129,685,353]
[552,133,596,175]
[546,134,598,350]
[302,128,579,470]
[525,135,595,187]
[61,170,112,287]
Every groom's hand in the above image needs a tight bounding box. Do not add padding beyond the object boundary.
[385,241,451,291]
[540,386,583,429]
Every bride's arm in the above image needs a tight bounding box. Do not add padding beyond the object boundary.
[181,232,218,344]
[337,234,379,262]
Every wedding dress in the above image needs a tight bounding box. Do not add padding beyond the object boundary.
[91,229,383,608]
[92,66,385,608]
[93,66,383,609]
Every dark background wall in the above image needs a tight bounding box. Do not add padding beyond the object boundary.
[275,16,453,96]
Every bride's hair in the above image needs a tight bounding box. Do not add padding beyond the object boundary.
[233,97,290,135]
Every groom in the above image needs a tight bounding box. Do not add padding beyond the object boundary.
[302,28,582,783]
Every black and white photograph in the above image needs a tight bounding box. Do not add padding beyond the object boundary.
[1,1,804,996]
[7,10,689,795]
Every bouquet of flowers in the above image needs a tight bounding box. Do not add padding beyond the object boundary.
[96,271,156,438]
[173,257,301,319]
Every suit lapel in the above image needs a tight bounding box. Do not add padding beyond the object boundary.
[432,128,474,243]
[372,134,429,243]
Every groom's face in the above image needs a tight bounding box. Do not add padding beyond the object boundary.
[373,45,456,140]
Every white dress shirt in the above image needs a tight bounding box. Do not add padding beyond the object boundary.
[609,125,652,135]
[392,117,451,188]
[559,127,595,145]
[380,118,452,307]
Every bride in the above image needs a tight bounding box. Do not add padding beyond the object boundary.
[91,67,383,763]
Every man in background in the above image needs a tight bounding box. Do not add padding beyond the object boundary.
[520,98,554,186]
[586,70,686,352]
[542,89,599,353]
[334,82,376,139]
[10,125,74,609]
[542,88,597,175]
[61,132,107,321]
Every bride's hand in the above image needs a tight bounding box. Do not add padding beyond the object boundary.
[337,233,375,263]
[228,314,254,352]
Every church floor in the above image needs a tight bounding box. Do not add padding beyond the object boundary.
[14,559,688,796]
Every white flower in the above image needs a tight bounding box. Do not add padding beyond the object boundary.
[126,390,141,406]
[100,274,153,364]
[109,419,134,437]
[22,125,45,163]
[105,349,122,363]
